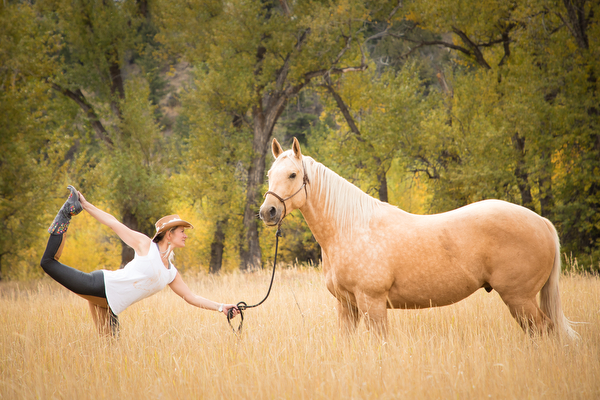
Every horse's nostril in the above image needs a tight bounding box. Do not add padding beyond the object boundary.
[269,207,277,218]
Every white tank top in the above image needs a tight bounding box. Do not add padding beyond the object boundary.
[103,242,178,315]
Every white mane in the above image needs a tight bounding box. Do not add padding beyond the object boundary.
[302,156,383,235]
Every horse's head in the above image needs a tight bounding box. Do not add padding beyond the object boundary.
[259,137,309,227]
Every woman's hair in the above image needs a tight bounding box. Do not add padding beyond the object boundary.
[153,226,181,265]
[152,226,179,243]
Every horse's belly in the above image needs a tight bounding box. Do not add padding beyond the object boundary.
[387,271,482,309]
[387,292,474,309]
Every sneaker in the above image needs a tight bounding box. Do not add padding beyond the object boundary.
[48,185,83,234]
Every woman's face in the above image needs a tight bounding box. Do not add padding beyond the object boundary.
[167,226,188,248]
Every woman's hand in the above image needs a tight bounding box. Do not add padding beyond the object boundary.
[78,191,89,208]
[222,304,239,318]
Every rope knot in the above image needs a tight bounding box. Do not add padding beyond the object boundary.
[226,227,282,334]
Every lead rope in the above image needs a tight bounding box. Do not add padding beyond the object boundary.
[227,227,282,334]
[227,170,308,334]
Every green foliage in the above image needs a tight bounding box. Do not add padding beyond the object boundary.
[309,62,434,199]
[0,2,78,279]
[156,0,388,269]
[175,74,252,268]
[401,0,600,269]
[39,0,140,96]
[2,0,599,278]
[104,77,171,236]
[156,0,371,111]
[275,212,321,266]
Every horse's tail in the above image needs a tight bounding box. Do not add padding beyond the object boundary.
[540,218,579,340]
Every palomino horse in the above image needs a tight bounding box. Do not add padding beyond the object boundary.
[259,138,577,339]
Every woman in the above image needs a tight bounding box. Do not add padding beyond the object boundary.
[41,185,239,337]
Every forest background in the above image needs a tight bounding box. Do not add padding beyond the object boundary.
[1,0,599,280]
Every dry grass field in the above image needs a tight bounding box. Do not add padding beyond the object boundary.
[1,266,599,399]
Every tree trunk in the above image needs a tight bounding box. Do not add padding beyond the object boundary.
[137,0,149,19]
[539,175,554,219]
[377,170,388,203]
[538,149,555,219]
[209,219,226,274]
[561,0,590,50]
[108,61,141,267]
[239,109,275,270]
[511,133,534,211]
[237,20,366,269]
[109,62,124,119]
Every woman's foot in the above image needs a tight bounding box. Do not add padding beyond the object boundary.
[48,185,83,234]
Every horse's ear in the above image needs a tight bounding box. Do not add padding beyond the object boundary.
[272,138,284,159]
[292,137,302,159]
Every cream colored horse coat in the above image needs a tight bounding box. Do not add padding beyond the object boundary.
[259,138,576,338]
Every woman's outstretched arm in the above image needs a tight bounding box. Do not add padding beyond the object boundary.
[79,192,152,256]
[169,273,239,317]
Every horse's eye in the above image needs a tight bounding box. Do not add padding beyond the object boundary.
[289,173,297,179]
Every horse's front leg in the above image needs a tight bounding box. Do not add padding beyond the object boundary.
[355,291,388,337]
[337,297,361,334]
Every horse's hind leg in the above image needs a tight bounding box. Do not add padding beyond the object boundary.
[502,296,554,336]
[337,298,361,334]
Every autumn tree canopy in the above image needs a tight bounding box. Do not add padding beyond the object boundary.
[1,0,598,278]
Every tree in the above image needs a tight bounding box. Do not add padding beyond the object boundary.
[0,2,76,279]
[400,0,600,264]
[34,0,175,266]
[156,0,402,269]
[309,62,434,203]
[176,90,251,273]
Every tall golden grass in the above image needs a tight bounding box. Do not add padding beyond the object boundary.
[1,267,599,399]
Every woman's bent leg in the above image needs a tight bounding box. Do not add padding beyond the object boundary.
[41,234,119,337]
[40,234,106,298]
[54,232,67,261]
[109,308,120,337]
[88,302,119,337]
[88,301,111,336]
[40,234,119,338]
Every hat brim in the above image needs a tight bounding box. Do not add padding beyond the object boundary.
[152,220,194,240]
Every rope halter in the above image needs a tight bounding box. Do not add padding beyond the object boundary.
[263,166,310,227]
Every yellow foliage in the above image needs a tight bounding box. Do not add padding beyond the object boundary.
[58,201,216,274]
[387,160,432,214]
[59,206,122,272]
[166,200,213,274]
[404,10,420,23]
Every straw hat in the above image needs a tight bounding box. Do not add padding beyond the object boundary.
[152,214,194,240]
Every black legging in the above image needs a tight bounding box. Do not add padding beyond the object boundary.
[41,234,120,336]
[40,234,106,298]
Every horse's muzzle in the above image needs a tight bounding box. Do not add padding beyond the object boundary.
[259,204,282,226]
